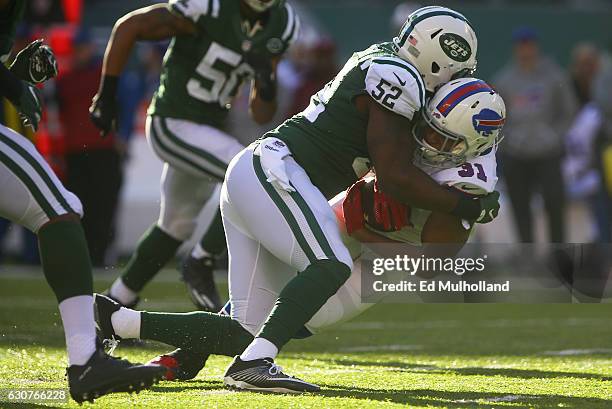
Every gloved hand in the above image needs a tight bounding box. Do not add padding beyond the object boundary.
[89,75,119,137]
[14,81,43,131]
[451,190,501,224]
[9,39,58,84]
[343,177,410,235]
[244,52,276,101]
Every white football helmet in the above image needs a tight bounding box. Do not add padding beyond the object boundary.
[413,78,506,168]
[243,0,279,13]
[393,6,478,92]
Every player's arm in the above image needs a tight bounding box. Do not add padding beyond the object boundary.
[0,64,42,130]
[90,4,197,135]
[248,56,280,124]
[363,61,499,224]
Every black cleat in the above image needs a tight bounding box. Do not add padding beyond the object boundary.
[67,346,165,403]
[147,348,209,381]
[94,293,122,342]
[223,356,320,394]
[180,255,223,312]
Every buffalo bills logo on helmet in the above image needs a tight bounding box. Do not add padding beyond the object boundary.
[472,109,505,136]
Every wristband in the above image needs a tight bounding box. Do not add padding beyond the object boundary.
[98,75,119,101]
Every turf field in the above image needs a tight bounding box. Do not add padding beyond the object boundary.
[0,267,611,408]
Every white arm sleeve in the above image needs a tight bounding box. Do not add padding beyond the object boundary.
[365,57,426,120]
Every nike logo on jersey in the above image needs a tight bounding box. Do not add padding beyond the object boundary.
[393,72,407,86]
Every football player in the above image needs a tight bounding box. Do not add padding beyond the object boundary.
[90,0,300,313]
[0,0,165,402]
[94,77,506,392]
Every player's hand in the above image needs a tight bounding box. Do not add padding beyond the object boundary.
[9,39,59,84]
[245,52,276,101]
[15,81,43,131]
[452,191,500,224]
[343,177,410,235]
[89,75,120,138]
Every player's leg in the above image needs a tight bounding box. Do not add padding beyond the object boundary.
[221,142,353,392]
[158,117,245,311]
[92,209,288,379]
[106,116,219,306]
[0,125,165,402]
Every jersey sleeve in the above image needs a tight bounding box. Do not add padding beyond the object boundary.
[365,57,426,120]
[279,2,300,53]
[431,149,499,195]
[168,0,220,24]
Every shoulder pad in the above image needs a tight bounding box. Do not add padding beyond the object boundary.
[365,57,426,120]
[169,0,220,22]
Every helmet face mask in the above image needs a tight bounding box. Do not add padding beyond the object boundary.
[393,6,478,92]
[243,0,278,13]
[413,113,468,168]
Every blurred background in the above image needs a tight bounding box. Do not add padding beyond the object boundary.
[1,0,611,268]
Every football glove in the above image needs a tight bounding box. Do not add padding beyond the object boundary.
[15,81,43,131]
[9,39,58,84]
[89,75,119,137]
[343,177,410,235]
[452,190,500,224]
[244,52,276,101]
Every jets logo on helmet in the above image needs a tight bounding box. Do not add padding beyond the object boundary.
[244,0,280,13]
[472,109,505,136]
[393,6,478,92]
[413,78,506,168]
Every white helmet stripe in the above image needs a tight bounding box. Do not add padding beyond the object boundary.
[397,8,471,48]
[282,3,296,41]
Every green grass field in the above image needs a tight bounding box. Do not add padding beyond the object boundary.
[0,267,611,408]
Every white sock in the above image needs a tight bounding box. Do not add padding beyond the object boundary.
[58,295,97,366]
[240,337,278,361]
[110,307,142,339]
[190,244,211,260]
[109,278,138,305]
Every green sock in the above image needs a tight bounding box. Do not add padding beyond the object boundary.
[199,209,226,255]
[141,311,252,356]
[38,220,93,302]
[258,259,351,349]
[121,225,182,292]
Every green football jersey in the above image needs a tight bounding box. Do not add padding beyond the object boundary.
[269,42,426,199]
[149,0,298,128]
[0,0,26,63]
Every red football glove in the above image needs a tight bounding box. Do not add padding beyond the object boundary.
[342,177,410,235]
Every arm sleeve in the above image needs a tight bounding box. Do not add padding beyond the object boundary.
[0,63,23,103]
[168,0,219,23]
[365,57,426,120]
[279,2,300,54]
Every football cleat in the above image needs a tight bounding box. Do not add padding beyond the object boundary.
[180,255,223,312]
[94,293,122,342]
[67,345,165,403]
[223,356,320,393]
[147,348,209,381]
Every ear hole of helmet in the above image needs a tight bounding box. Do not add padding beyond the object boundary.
[431,62,440,74]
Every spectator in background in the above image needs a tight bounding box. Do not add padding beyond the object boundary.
[564,44,609,242]
[571,44,600,108]
[55,28,123,266]
[493,27,577,242]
